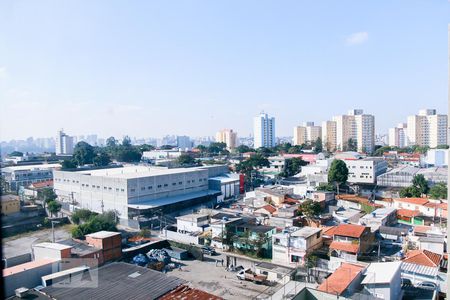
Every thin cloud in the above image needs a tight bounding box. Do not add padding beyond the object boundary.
[345,32,369,46]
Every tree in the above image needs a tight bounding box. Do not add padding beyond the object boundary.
[399,186,421,198]
[316,183,335,192]
[138,144,155,153]
[235,154,270,190]
[344,138,357,152]
[93,152,111,167]
[61,159,77,170]
[8,151,23,157]
[297,200,322,225]
[159,145,175,150]
[195,145,208,154]
[235,145,253,154]
[280,157,307,177]
[256,147,275,157]
[287,145,303,154]
[40,188,57,202]
[429,183,447,200]
[71,210,118,239]
[328,159,348,193]
[436,145,449,149]
[412,174,429,195]
[73,142,95,166]
[207,142,227,155]
[313,137,323,154]
[106,136,117,148]
[177,153,197,166]
[71,209,96,224]
[47,200,61,217]
[115,147,142,162]
[122,136,132,147]
[374,146,392,157]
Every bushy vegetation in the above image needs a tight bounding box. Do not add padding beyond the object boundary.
[71,211,118,239]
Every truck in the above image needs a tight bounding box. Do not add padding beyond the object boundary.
[236,268,267,284]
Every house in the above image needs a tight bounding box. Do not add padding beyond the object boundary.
[311,191,335,203]
[84,231,122,263]
[329,224,374,270]
[379,226,408,244]
[3,258,61,297]
[23,179,54,199]
[403,249,442,268]
[358,207,397,232]
[361,262,402,300]
[175,213,210,233]
[254,205,277,217]
[272,226,322,266]
[253,186,294,207]
[344,157,388,185]
[396,209,424,226]
[417,237,445,255]
[1,195,20,216]
[317,263,366,297]
[228,221,276,258]
[392,197,429,211]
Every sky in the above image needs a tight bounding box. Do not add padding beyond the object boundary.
[0,1,449,141]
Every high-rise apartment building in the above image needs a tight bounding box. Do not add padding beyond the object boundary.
[406,109,448,148]
[55,129,74,155]
[215,129,238,150]
[330,109,375,153]
[176,135,192,150]
[388,123,407,148]
[293,122,322,146]
[253,112,276,148]
[322,120,337,152]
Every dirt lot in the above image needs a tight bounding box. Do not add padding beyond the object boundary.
[2,225,72,259]
[168,253,274,300]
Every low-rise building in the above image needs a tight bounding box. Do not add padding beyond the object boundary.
[344,157,388,185]
[361,262,402,300]
[175,213,210,233]
[272,226,322,266]
[358,207,397,232]
[329,224,374,269]
[377,166,447,188]
[1,195,20,215]
[317,263,366,297]
[2,163,61,192]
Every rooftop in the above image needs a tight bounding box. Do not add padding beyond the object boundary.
[333,224,367,238]
[291,226,322,238]
[317,263,365,296]
[3,258,59,277]
[41,262,186,300]
[1,194,19,202]
[74,165,207,179]
[361,262,401,284]
[85,231,121,239]
[255,262,294,276]
[128,190,220,210]
[159,285,223,300]
[176,213,209,222]
[33,242,73,251]
[393,198,429,206]
[329,241,359,253]
[2,163,61,172]
[404,249,442,267]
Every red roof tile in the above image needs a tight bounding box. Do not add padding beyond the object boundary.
[322,226,337,237]
[261,205,277,214]
[31,179,54,189]
[404,250,442,267]
[396,209,421,218]
[394,198,429,206]
[333,224,367,238]
[329,241,359,254]
[317,263,365,295]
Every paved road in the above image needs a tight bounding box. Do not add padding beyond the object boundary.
[2,226,72,259]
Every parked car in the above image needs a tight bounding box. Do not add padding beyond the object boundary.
[416,281,437,291]
[201,246,217,255]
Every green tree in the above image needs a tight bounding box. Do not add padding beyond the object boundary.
[297,200,322,225]
[316,183,335,192]
[374,146,393,157]
[73,141,95,166]
[256,147,276,157]
[61,159,77,170]
[344,138,357,152]
[177,153,197,166]
[280,157,307,177]
[328,159,348,193]
[122,136,132,147]
[71,211,118,239]
[207,142,227,155]
[412,174,429,195]
[93,151,111,167]
[313,137,323,154]
[287,145,303,154]
[39,188,57,202]
[106,136,117,148]
[436,145,449,149]
[429,183,447,200]
[160,145,175,150]
[195,145,208,154]
[399,186,421,198]
[138,144,156,153]
[71,209,96,224]
[47,200,62,217]
[235,145,253,154]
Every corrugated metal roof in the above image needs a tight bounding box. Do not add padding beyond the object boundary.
[401,262,438,277]
[41,262,186,300]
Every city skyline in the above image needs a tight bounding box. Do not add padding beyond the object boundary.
[0,1,449,141]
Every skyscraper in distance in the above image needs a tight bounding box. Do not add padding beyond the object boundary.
[215,129,238,150]
[55,129,74,155]
[253,112,275,149]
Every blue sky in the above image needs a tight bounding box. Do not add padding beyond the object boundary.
[0,1,449,141]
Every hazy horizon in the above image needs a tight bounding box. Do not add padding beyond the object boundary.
[1,1,449,141]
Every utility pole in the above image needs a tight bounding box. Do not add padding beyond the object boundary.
[51,221,60,243]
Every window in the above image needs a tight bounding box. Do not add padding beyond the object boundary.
[148,186,152,189]
[164,184,168,187]
[157,185,162,188]
[121,189,124,192]
[130,188,135,192]
[179,181,182,185]
[172,182,176,186]
[141,187,145,191]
